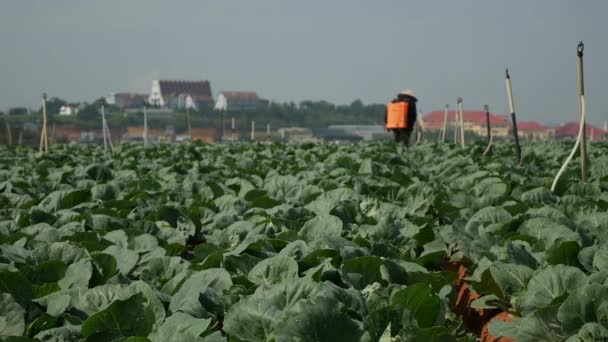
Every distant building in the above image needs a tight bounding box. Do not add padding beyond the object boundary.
[423,110,510,137]
[214,91,262,111]
[327,125,391,141]
[277,127,319,144]
[313,128,364,144]
[148,80,213,111]
[59,105,79,116]
[518,121,555,140]
[106,93,147,109]
[556,122,607,141]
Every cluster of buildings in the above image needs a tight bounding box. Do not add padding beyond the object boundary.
[421,110,607,142]
[101,79,264,112]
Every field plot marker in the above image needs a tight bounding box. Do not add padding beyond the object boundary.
[552,42,587,191]
[505,69,522,165]
[483,104,493,156]
[38,93,49,154]
[457,97,465,147]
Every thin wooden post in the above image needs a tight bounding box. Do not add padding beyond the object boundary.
[440,104,448,142]
[266,122,270,142]
[604,120,607,141]
[453,103,459,144]
[231,117,235,141]
[458,97,465,147]
[3,113,11,145]
[39,93,48,154]
[143,105,148,146]
[577,42,588,182]
[483,104,494,156]
[219,111,224,143]
[506,69,522,165]
[186,109,192,141]
[101,104,108,152]
[251,120,255,141]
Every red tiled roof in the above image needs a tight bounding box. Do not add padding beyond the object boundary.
[518,121,548,131]
[159,80,213,101]
[555,122,606,141]
[220,91,259,101]
[423,110,509,129]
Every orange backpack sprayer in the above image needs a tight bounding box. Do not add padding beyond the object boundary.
[385,102,409,129]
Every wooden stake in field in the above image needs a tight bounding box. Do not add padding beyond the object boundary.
[453,102,459,144]
[440,104,449,142]
[551,42,588,192]
[3,112,11,145]
[231,117,236,141]
[505,69,522,165]
[143,104,148,146]
[604,121,607,141]
[266,122,270,142]
[251,120,255,141]
[101,104,114,154]
[577,42,588,182]
[186,109,192,141]
[483,104,494,156]
[457,97,465,147]
[415,109,424,145]
[39,93,49,154]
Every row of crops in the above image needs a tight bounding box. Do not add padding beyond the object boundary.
[1,141,608,341]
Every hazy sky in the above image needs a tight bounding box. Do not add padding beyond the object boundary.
[1,0,607,126]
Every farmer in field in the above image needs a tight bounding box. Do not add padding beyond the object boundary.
[385,89,418,146]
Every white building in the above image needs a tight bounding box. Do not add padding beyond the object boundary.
[59,105,78,116]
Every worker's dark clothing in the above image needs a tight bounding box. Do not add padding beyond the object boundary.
[385,94,417,147]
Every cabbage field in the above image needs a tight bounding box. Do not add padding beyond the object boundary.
[1,141,608,341]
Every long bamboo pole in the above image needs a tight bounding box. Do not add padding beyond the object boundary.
[577,42,588,182]
[506,69,522,165]
[186,109,192,141]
